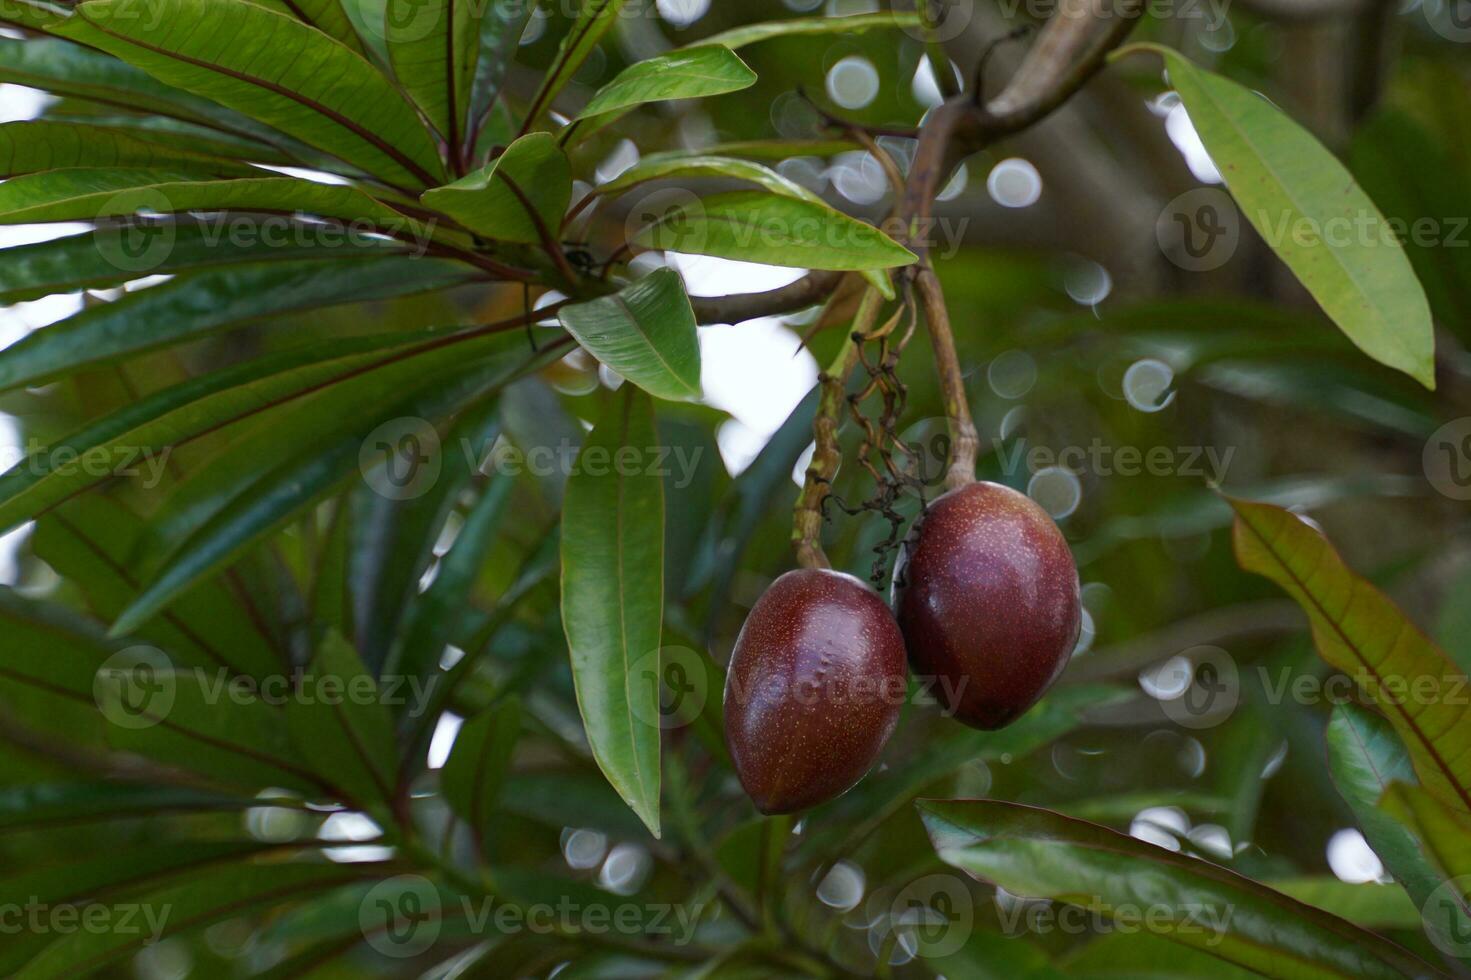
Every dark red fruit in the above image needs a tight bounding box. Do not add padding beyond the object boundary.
[893,481,1080,730]
[724,569,908,814]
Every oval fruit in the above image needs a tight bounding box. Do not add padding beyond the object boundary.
[892,481,1080,730]
[724,568,907,814]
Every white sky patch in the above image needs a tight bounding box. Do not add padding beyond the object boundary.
[1327,828,1386,884]
[251,164,352,185]
[1166,103,1224,184]
[427,711,465,770]
[0,83,51,122]
[668,254,818,475]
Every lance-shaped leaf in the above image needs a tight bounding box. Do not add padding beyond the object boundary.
[596,152,824,203]
[34,497,284,679]
[387,0,482,144]
[441,697,521,836]
[0,0,66,30]
[558,269,702,403]
[632,190,917,271]
[287,632,398,811]
[1150,47,1434,389]
[254,0,366,52]
[1231,496,1471,814]
[560,387,664,838]
[575,45,756,122]
[0,37,308,160]
[0,256,474,392]
[520,0,630,129]
[0,121,255,177]
[14,863,374,980]
[0,329,445,534]
[421,132,570,244]
[111,337,542,636]
[1381,783,1471,958]
[59,0,444,187]
[0,224,406,305]
[1327,702,1468,931]
[101,668,331,796]
[919,799,1441,980]
[393,474,514,686]
[466,0,534,137]
[697,11,922,49]
[0,168,421,229]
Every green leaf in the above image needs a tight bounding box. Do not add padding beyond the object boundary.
[697,12,922,49]
[0,256,473,391]
[0,0,66,30]
[0,224,406,305]
[1230,496,1471,814]
[521,0,630,130]
[0,37,309,161]
[34,497,284,678]
[421,132,570,244]
[287,632,398,810]
[348,398,501,672]
[0,840,271,921]
[557,269,702,402]
[466,0,533,140]
[632,190,917,271]
[576,45,756,121]
[387,0,482,143]
[0,121,256,177]
[112,334,541,636]
[1327,702,1465,925]
[1266,877,1421,929]
[919,799,1441,980]
[441,696,522,835]
[60,0,444,187]
[1150,47,1435,388]
[560,386,664,838]
[14,863,372,979]
[1380,783,1471,957]
[596,152,824,203]
[1063,932,1262,979]
[0,782,246,832]
[393,474,514,686]
[0,330,439,533]
[256,0,366,53]
[0,168,423,229]
[101,668,331,796]
[1382,782,1471,880]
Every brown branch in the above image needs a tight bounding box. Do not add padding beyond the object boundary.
[894,0,1144,487]
[690,271,845,325]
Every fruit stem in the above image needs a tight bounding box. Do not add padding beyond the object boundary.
[793,287,885,569]
[913,264,979,489]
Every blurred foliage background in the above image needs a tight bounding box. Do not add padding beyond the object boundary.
[1,0,1470,976]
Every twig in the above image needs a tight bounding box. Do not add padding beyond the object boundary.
[793,288,884,569]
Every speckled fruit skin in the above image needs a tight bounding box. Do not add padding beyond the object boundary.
[724,569,908,814]
[892,481,1080,730]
